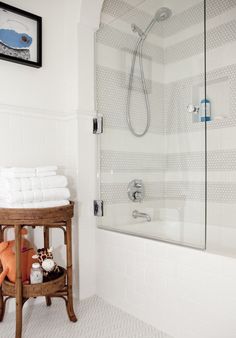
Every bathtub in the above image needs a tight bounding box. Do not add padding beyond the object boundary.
[99,220,206,250]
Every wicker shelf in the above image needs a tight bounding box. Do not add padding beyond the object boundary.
[2,267,66,298]
[0,202,77,338]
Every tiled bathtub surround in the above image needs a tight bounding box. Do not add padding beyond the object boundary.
[96,66,164,133]
[96,229,236,338]
[96,0,236,255]
[101,150,165,172]
[165,63,236,134]
[97,63,236,134]
[101,0,236,38]
[98,147,236,174]
[165,19,236,64]
[102,181,236,205]
[95,1,236,337]
[97,25,164,64]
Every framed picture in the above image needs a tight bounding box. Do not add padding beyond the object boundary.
[0,2,42,68]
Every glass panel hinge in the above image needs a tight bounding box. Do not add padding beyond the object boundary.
[94,200,104,217]
[93,116,103,134]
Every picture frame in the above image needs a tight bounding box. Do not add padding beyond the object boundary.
[0,2,42,68]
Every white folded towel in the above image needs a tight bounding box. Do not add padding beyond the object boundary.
[0,166,58,178]
[1,171,36,178]
[1,173,36,178]
[36,171,57,177]
[0,176,68,192]
[36,166,58,173]
[1,167,35,174]
[0,188,70,204]
[0,200,70,209]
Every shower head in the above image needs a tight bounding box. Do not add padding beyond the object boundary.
[131,7,172,38]
[155,7,172,21]
[131,23,145,37]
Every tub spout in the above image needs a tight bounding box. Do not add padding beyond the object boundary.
[132,210,151,222]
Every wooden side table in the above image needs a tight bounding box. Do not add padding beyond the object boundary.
[0,202,77,338]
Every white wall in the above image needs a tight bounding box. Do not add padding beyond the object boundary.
[0,0,97,305]
[0,0,80,113]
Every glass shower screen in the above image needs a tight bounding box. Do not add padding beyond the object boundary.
[95,0,206,249]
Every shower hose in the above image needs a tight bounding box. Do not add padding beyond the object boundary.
[126,36,151,137]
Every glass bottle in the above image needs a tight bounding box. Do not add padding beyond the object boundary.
[30,262,43,284]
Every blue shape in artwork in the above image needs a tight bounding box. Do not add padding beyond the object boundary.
[0,29,32,49]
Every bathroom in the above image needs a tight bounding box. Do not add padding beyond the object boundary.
[0,0,236,337]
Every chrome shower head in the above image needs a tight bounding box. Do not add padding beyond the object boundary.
[131,23,145,37]
[155,7,172,21]
[131,7,172,38]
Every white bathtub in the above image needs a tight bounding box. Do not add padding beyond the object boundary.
[99,220,206,249]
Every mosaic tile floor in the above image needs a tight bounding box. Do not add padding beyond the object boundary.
[0,296,172,338]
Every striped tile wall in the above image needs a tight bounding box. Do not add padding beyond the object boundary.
[96,0,236,254]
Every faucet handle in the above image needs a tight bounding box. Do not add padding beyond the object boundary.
[133,191,142,201]
[127,179,145,202]
[134,181,142,188]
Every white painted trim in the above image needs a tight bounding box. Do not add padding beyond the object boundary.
[77,110,97,118]
[78,0,104,30]
[0,103,97,121]
[73,0,104,299]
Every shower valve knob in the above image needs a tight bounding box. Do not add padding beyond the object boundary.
[133,191,142,200]
[127,179,145,202]
[134,182,142,189]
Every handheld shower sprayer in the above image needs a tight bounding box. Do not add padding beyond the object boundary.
[127,7,172,137]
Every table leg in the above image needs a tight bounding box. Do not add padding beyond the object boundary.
[66,220,77,322]
[0,225,4,322]
[0,225,3,242]
[0,297,4,323]
[44,226,51,307]
[15,225,22,338]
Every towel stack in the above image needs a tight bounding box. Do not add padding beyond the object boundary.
[0,166,70,208]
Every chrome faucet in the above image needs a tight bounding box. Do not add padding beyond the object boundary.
[132,210,151,222]
[127,179,145,202]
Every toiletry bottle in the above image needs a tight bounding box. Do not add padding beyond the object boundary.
[200,98,211,122]
[30,262,43,284]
